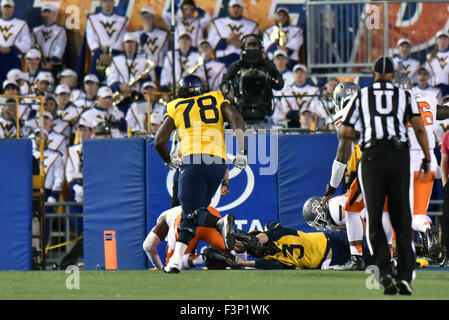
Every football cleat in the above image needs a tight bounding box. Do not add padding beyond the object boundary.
[163,259,181,274]
[396,280,413,295]
[334,255,366,271]
[380,274,397,295]
[216,214,235,250]
[425,226,441,259]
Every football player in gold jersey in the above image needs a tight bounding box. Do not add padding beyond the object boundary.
[154,75,246,273]
[230,222,349,270]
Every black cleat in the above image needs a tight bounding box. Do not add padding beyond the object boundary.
[425,226,442,259]
[396,280,413,295]
[217,214,235,250]
[334,255,366,271]
[380,274,397,295]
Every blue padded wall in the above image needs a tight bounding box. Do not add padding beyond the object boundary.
[83,138,146,270]
[0,139,32,270]
[277,134,338,231]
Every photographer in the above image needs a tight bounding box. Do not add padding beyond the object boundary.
[220,34,284,128]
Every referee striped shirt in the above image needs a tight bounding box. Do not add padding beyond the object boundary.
[341,81,420,149]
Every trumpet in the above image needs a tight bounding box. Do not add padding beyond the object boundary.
[270,23,287,47]
[182,56,204,77]
[113,59,155,105]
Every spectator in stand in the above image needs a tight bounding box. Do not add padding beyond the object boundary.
[160,33,205,91]
[135,7,169,82]
[74,74,99,111]
[24,48,42,85]
[207,0,259,67]
[436,95,449,144]
[59,69,85,103]
[0,0,31,85]
[263,7,303,66]
[7,68,30,95]
[425,30,449,97]
[197,39,227,91]
[162,0,211,50]
[271,49,293,128]
[392,38,420,84]
[31,3,67,77]
[85,0,128,84]
[276,64,320,129]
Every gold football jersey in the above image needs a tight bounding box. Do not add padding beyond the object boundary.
[165,90,229,160]
[263,225,328,269]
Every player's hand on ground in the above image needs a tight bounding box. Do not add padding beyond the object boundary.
[233,153,247,170]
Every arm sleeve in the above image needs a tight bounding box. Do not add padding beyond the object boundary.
[341,94,360,127]
[50,27,67,61]
[85,16,99,52]
[14,22,31,54]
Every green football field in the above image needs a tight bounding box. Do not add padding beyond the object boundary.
[0,269,448,300]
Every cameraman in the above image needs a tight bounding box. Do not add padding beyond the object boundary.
[220,34,284,128]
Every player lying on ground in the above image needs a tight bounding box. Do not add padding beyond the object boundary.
[226,221,357,270]
[143,205,246,270]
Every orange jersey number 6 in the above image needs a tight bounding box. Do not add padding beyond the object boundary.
[408,101,433,127]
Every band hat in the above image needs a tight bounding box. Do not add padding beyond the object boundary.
[142,81,157,89]
[416,65,430,74]
[2,79,19,90]
[55,84,71,95]
[178,33,192,40]
[123,32,138,43]
[397,38,411,47]
[36,71,54,84]
[140,7,155,15]
[1,0,14,7]
[293,64,308,73]
[436,30,449,39]
[274,49,288,58]
[276,7,289,15]
[84,74,100,83]
[43,111,53,120]
[41,3,57,11]
[229,0,243,7]
[198,39,211,46]
[26,48,42,60]
[97,86,113,98]
[373,56,394,74]
[7,69,26,82]
[59,69,78,78]
[78,116,94,129]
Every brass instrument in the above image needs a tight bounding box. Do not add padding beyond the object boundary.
[182,56,204,77]
[270,23,287,47]
[113,59,155,105]
[96,46,112,77]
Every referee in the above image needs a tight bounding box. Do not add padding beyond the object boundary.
[339,56,430,295]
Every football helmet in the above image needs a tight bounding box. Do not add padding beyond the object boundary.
[393,72,412,90]
[302,196,330,231]
[177,75,206,98]
[332,82,359,113]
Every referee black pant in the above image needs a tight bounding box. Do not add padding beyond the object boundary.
[358,143,415,283]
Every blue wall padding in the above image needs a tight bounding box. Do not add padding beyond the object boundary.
[0,140,32,270]
[277,134,338,231]
[83,138,146,270]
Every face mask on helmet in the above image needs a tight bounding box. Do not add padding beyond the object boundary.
[332,82,359,113]
[303,197,329,231]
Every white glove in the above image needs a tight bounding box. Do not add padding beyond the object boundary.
[233,152,247,170]
[73,184,84,203]
[165,154,182,170]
